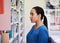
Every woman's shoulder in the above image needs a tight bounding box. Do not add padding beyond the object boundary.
[38,25,48,34]
[39,25,48,30]
[38,25,49,36]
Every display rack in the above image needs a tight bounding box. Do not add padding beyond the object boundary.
[46,9,60,31]
[10,0,25,43]
[46,0,60,32]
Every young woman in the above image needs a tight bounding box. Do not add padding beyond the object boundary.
[26,6,49,43]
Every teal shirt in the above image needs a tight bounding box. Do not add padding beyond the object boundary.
[27,25,49,43]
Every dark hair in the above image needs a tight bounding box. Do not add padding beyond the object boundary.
[32,6,48,29]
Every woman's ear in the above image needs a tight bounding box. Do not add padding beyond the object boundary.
[38,14,41,18]
[37,14,41,20]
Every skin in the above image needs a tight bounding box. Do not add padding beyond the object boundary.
[30,9,43,30]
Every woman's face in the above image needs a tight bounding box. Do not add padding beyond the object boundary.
[30,9,40,23]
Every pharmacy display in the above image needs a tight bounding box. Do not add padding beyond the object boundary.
[46,0,60,31]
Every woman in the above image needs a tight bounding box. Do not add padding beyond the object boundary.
[27,6,49,43]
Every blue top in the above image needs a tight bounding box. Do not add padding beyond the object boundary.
[27,25,49,43]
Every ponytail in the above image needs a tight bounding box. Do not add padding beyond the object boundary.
[43,15,48,29]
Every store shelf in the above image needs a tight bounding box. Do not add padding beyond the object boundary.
[46,9,60,11]
[20,37,23,42]
[46,1,60,41]
[10,33,19,43]
[10,0,25,43]
[11,7,16,10]
[19,30,23,34]
[11,21,19,25]
[11,7,20,13]
[19,0,24,3]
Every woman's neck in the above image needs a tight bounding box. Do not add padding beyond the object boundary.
[34,20,43,30]
[36,20,43,26]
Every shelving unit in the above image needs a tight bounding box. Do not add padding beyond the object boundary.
[46,0,60,31]
[10,0,25,43]
[46,9,60,31]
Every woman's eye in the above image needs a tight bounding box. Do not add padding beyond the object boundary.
[30,12,34,16]
[31,13,34,16]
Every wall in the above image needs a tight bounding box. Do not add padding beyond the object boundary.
[0,0,11,31]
